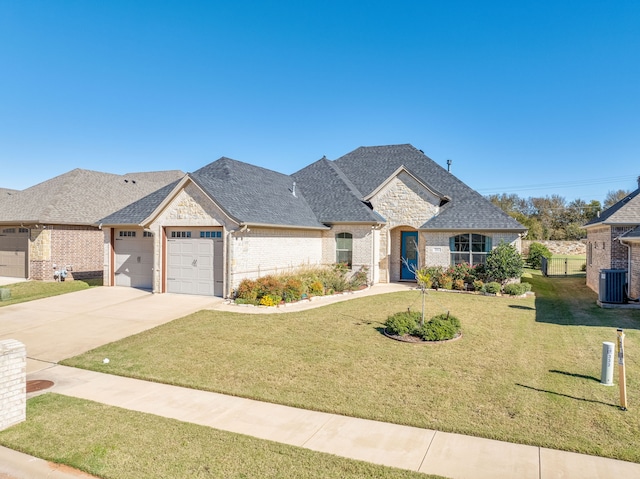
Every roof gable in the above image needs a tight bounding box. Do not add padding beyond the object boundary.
[585,189,640,227]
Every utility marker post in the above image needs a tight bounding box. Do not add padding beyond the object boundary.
[617,328,627,411]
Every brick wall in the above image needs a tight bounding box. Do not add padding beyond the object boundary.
[423,231,522,269]
[586,226,633,293]
[28,225,103,281]
[322,226,376,283]
[0,339,26,431]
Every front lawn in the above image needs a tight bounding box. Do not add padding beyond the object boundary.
[62,275,640,462]
[0,394,440,479]
[0,279,102,307]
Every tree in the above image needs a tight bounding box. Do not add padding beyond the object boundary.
[604,189,632,209]
[484,242,524,284]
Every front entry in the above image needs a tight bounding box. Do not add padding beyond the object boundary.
[400,231,418,280]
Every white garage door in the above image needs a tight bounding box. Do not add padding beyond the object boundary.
[114,230,154,289]
[0,228,29,278]
[167,230,223,296]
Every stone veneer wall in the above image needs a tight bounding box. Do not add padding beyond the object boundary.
[630,242,640,300]
[0,339,26,431]
[522,240,586,256]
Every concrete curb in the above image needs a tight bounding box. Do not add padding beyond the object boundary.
[0,446,99,479]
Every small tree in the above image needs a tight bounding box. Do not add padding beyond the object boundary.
[527,242,552,269]
[484,242,524,285]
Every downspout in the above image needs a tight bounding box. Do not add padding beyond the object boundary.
[619,238,639,301]
[226,229,233,298]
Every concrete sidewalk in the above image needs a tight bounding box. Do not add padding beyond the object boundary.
[15,365,640,479]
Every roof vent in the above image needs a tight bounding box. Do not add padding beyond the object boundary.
[446,159,452,172]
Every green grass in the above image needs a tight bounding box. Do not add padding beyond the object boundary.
[0,394,443,479]
[61,274,640,463]
[0,279,102,307]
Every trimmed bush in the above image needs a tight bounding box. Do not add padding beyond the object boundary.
[417,313,461,341]
[283,277,305,303]
[528,242,552,269]
[485,282,501,294]
[503,283,530,296]
[439,274,453,290]
[472,280,485,292]
[484,242,524,284]
[235,278,259,302]
[384,311,420,336]
[452,279,465,291]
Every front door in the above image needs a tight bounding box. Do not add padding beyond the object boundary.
[400,231,418,280]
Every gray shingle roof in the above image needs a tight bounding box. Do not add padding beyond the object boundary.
[585,189,640,227]
[621,226,640,240]
[0,168,184,225]
[292,158,386,223]
[190,157,326,228]
[333,144,525,231]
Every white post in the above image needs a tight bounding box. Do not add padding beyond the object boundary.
[0,339,26,430]
[600,342,615,386]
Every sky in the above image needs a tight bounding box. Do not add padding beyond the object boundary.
[1,1,639,204]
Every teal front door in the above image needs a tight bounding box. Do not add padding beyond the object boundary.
[400,231,418,280]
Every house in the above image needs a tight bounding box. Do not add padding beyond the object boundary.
[0,169,184,280]
[99,144,526,297]
[584,180,640,301]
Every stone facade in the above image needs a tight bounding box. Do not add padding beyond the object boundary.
[368,171,440,282]
[629,242,640,300]
[0,339,26,431]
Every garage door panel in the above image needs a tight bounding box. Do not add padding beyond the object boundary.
[114,233,153,289]
[166,236,222,296]
[0,233,28,278]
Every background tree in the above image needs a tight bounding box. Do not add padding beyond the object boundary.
[604,189,632,209]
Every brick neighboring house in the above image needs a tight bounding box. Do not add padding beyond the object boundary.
[584,181,640,301]
[0,169,183,281]
[100,144,526,297]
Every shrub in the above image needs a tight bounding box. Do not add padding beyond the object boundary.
[308,280,324,296]
[255,275,284,299]
[423,266,444,288]
[503,282,531,296]
[439,274,453,290]
[259,294,281,307]
[235,278,259,302]
[417,313,461,341]
[449,263,476,283]
[528,242,552,269]
[472,279,485,292]
[349,266,369,289]
[384,311,420,336]
[452,279,465,291]
[415,268,432,289]
[283,277,304,302]
[485,282,501,294]
[484,242,524,284]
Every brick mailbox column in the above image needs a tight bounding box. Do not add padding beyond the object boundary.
[0,339,26,430]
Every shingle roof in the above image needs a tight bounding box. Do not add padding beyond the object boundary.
[0,188,18,198]
[292,158,386,223]
[190,157,326,228]
[621,226,640,240]
[0,168,184,225]
[584,189,640,227]
[333,144,525,231]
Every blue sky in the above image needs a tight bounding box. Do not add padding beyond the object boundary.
[1,1,638,203]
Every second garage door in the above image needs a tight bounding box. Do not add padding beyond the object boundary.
[0,228,29,278]
[166,230,223,296]
[114,230,154,289]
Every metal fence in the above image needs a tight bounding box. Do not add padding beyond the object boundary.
[541,257,586,277]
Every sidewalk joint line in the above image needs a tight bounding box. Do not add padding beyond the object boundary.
[418,429,438,472]
[300,415,335,448]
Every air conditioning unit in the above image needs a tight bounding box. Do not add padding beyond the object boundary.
[599,269,627,304]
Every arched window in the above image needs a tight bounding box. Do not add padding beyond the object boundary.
[450,234,492,266]
[336,232,353,268]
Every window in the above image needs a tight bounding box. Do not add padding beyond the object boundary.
[450,234,492,266]
[143,231,154,238]
[119,231,136,237]
[336,232,353,268]
[171,231,192,238]
[18,228,28,233]
[200,231,222,238]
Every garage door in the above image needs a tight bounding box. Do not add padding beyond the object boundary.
[114,230,154,289]
[0,228,28,278]
[167,230,223,296]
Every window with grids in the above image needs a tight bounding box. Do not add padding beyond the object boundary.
[336,232,353,268]
[170,231,192,238]
[119,231,136,237]
[200,231,222,238]
[450,234,491,266]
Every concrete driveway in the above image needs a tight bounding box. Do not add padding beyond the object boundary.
[0,286,222,373]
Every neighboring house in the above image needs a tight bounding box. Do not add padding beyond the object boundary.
[584,181,640,301]
[0,169,184,280]
[100,144,526,297]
